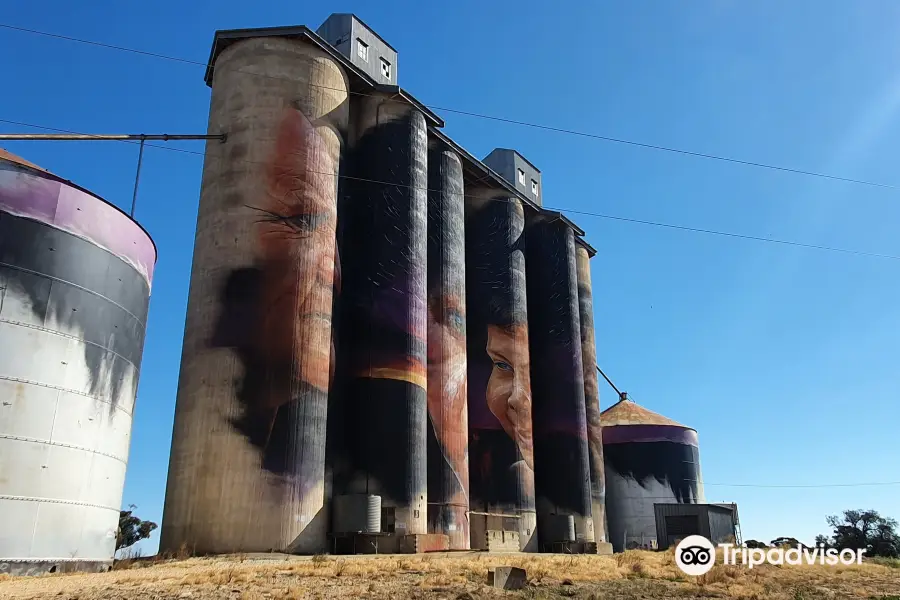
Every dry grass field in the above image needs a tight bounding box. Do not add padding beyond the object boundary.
[1,550,898,600]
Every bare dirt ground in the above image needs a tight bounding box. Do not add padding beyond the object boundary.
[1,551,898,600]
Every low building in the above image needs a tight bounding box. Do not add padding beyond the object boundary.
[653,503,741,549]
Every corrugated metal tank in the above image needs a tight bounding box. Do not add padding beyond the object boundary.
[0,150,156,574]
[465,194,537,551]
[574,241,608,543]
[425,146,469,549]
[601,397,705,552]
[525,214,594,547]
[335,93,428,536]
[333,494,382,534]
[160,35,349,554]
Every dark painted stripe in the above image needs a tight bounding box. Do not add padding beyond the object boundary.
[602,424,699,446]
[0,213,151,323]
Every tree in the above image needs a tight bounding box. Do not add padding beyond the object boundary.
[814,534,831,549]
[770,537,805,549]
[117,505,158,551]
[824,509,899,558]
[744,539,767,549]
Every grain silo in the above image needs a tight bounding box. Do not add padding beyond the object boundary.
[335,92,429,537]
[574,240,609,545]
[465,195,537,552]
[160,31,349,555]
[601,395,705,552]
[525,212,594,549]
[425,146,469,549]
[0,149,156,574]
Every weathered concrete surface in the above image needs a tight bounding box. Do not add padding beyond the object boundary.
[488,566,527,590]
[160,36,349,555]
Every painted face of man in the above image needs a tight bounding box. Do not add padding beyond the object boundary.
[485,322,534,471]
[427,293,468,476]
[255,106,338,407]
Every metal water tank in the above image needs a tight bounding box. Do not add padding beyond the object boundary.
[333,494,382,534]
[601,395,704,552]
[0,149,156,574]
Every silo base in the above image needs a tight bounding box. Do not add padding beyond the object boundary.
[541,541,602,554]
[0,559,113,577]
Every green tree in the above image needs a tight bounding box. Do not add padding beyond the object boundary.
[770,537,804,549]
[824,509,899,558]
[117,505,158,551]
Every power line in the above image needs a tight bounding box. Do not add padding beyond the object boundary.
[0,21,896,191]
[5,117,900,262]
[701,481,900,489]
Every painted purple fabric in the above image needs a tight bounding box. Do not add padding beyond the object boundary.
[0,161,156,286]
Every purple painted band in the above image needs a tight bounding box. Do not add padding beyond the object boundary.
[0,160,157,287]
[601,424,698,447]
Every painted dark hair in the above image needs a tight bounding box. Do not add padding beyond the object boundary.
[465,197,528,330]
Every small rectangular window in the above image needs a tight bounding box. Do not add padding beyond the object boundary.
[357,39,368,61]
[517,168,525,185]
[380,57,392,79]
[531,179,538,195]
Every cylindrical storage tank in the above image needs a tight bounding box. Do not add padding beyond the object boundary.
[465,194,537,552]
[425,147,469,549]
[574,241,609,543]
[525,214,594,547]
[336,94,428,536]
[160,36,349,554]
[601,397,705,552]
[333,494,382,534]
[0,150,157,574]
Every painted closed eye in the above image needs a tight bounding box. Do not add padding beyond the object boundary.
[251,206,329,237]
[281,212,328,235]
[493,360,513,372]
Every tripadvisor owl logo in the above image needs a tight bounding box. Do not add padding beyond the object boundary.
[675,535,717,576]
[674,535,869,576]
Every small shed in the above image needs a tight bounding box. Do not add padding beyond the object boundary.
[653,503,741,549]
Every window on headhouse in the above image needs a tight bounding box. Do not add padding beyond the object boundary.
[380,57,391,79]
[357,39,368,61]
[517,168,525,185]
[531,179,538,195]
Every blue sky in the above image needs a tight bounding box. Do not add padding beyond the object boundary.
[2,0,899,555]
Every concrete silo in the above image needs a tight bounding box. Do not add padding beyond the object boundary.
[425,146,469,549]
[601,396,705,552]
[333,93,428,537]
[574,240,609,545]
[465,194,537,552]
[0,149,156,574]
[160,32,349,554]
[525,213,594,549]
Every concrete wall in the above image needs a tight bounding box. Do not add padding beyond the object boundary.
[0,159,155,574]
[160,36,349,555]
